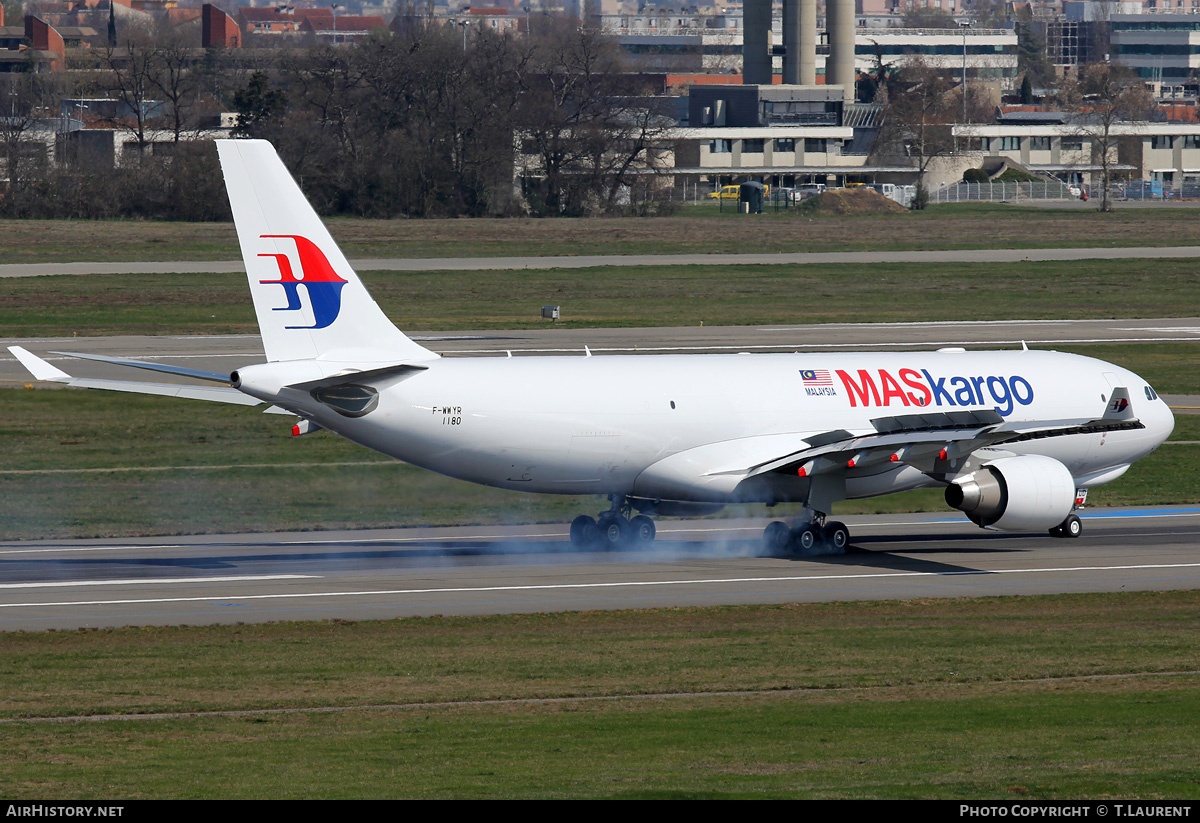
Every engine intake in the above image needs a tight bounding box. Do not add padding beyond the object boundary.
[946,454,1075,531]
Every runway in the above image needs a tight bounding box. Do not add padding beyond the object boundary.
[2,244,1200,276]
[4,316,1200,390]
[1,507,1198,630]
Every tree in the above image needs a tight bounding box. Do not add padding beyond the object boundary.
[873,57,957,209]
[968,0,1009,29]
[1020,73,1034,105]
[901,6,958,29]
[1056,62,1156,212]
[101,23,162,155]
[0,0,22,27]
[147,21,207,143]
[231,71,287,138]
[517,21,675,216]
[1013,5,1053,87]
[0,73,50,217]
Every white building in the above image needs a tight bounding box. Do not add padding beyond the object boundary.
[955,119,1200,190]
[600,16,1019,87]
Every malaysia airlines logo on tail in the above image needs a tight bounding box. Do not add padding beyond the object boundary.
[257,234,348,329]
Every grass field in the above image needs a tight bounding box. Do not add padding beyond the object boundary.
[4,203,1200,264]
[3,256,1200,336]
[1,592,1197,798]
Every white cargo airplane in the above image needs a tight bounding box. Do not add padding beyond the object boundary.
[9,140,1175,552]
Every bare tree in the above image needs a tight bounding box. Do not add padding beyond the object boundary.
[101,22,160,156]
[518,21,674,215]
[0,74,48,216]
[1056,62,1156,212]
[873,57,958,208]
[147,21,206,143]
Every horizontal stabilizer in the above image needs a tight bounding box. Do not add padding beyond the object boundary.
[9,346,267,408]
[49,351,232,384]
[62,379,265,406]
[9,346,70,382]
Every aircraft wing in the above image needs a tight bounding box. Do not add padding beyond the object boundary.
[8,346,275,410]
[743,406,1144,480]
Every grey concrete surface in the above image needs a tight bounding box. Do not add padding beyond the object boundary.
[1,508,1197,629]
[2,244,1200,276]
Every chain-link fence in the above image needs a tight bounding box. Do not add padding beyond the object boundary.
[930,181,1078,203]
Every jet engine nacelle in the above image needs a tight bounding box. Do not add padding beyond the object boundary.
[945,454,1076,531]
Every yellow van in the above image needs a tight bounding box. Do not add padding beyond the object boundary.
[707,183,770,200]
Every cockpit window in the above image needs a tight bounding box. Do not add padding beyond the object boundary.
[1145,385,1159,401]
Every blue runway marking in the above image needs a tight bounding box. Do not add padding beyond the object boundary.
[1077,507,1200,519]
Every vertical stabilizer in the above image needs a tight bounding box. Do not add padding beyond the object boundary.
[217,139,437,364]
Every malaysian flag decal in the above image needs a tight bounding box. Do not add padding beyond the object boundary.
[800,369,833,386]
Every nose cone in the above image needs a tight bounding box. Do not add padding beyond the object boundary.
[1151,394,1176,448]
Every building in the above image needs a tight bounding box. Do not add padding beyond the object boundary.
[203,3,241,49]
[299,14,388,43]
[1109,11,1200,87]
[670,83,911,189]
[0,16,67,73]
[602,14,1019,89]
[955,113,1200,190]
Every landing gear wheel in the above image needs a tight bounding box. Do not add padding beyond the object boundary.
[627,515,656,545]
[570,515,599,548]
[794,526,818,552]
[824,521,850,551]
[1049,514,1083,539]
[763,521,791,554]
[597,513,625,549]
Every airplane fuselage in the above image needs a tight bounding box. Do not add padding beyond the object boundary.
[237,349,1174,505]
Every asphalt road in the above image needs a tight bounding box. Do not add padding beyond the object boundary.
[1,507,1197,630]
[1,244,1200,276]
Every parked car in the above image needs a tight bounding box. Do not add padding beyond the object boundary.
[708,184,742,200]
[708,183,772,200]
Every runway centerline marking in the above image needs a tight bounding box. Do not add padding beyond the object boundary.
[5,562,1200,610]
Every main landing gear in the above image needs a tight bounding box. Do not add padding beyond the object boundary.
[762,511,850,555]
[569,496,656,550]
